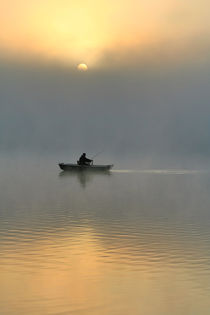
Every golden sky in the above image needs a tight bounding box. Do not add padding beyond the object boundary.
[0,0,209,67]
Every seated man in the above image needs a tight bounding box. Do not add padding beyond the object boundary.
[78,153,93,165]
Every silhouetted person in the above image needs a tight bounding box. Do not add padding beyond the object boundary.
[78,153,93,165]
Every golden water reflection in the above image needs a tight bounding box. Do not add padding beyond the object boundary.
[1,162,210,314]
[1,220,210,314]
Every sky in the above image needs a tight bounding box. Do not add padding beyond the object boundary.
[0,0,210,166]
[1,0,210,66]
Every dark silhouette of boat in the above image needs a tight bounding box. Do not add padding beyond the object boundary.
[59,163,113,172]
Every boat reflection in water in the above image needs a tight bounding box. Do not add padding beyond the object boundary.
[59,169,112,188]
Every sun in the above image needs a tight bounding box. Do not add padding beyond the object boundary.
[77,63,88,71]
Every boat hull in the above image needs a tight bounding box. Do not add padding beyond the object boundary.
[59,163,113,172]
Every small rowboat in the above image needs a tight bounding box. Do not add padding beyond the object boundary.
[59,163,113,172]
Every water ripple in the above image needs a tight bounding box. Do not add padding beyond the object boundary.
[1,167,210,314]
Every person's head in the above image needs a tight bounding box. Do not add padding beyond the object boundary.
[83,153,86,156]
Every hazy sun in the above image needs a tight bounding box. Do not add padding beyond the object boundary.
[77,63,88,71]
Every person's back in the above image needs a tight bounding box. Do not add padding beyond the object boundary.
[78,153,93,165]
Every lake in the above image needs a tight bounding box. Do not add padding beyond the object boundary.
[1,154,210,314]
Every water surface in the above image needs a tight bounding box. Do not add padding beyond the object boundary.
[1,155,210,314]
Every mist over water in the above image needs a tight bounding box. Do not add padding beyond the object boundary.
[1,153,210,314]
[1,56,210,313]
[1,59,210,166]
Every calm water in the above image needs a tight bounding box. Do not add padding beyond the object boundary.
[1,155,210,314]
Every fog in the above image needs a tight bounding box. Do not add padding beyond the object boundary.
[1,56,210,168]
[1,53,210,315]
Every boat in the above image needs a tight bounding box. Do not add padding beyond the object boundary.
[59,163,113,172]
